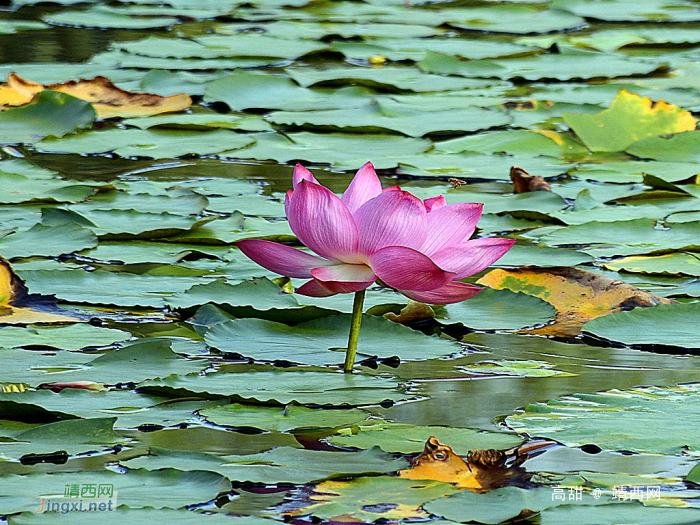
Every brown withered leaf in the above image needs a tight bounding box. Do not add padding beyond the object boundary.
[0,73,191,118]
[510,166,552,193]
[478,266,676,337]
[384,300,435,323]
[398,436,554,491]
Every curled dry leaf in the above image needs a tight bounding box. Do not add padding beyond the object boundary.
[399,436,554,491]
[37,381,107,392]
[0,73,191,118]
[478,266,676,337]
[383,300,435,323]
[510,166,552,193]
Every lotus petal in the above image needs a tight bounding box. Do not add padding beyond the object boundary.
[370,246,455,291]
[431,238,517,279]
[295,279,338,297]
[311,263,376,293]
[355,190,428,256]
[292,163,319,187]
[287,180,361,262]
[400,282,484,304]
[236,240,329,278]
[421,202,483,256]
[342,162,382,214]
[424,195,447,212]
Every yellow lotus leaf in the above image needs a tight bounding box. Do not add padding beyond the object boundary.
[478,266,676,337]
[398,436,543,491]
[0,256,78,324]
[1,73,191,118]
[0,84,35,107]
[563,89,698,152]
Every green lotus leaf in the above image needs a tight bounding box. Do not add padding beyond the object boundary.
[583,301,700,348]
[0,91,95,145]
[506,383,700,453]
[139,370,409,407]
[0,469,231,514]
[124,445,407,485]
[203,314,463,366]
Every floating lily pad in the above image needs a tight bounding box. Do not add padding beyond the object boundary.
[266,100,510,137]
[0,223,97,259]
[168,277,331,324]
[140,370,409,407]
[425,486,569,525]
[204,71,373,111]
[0,90,95,145]
[122,113,272,132]
[44,5,181,29]
[203,314,463,366]
[328,422,522,453]
[287,65,494,92]
[552,0,700,22]
[583,301,700,349]
[602,253,700,277]
[506,383,700,453]
[299,476,458,522]
[563,90,697,152]
[419,52,663,81]
[37,128,255,159]
[200,404,368,433]
[124,445,408,485]
[226,131,431,170]
[540,218,700,255]
[626,130,700,163]
[0,417,124,460]
[17,269,205,308]
[493,244,593,268]
[443,288,556,331]
[0,323,130,351]
[0,469,231,515]
[444,5,586,33]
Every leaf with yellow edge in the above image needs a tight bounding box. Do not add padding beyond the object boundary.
[0,256,78,324]
[477,266,675,337]
[1,74,191,118]
[287,476,457,522]
[563,89,698,152]
[0,84,33,107]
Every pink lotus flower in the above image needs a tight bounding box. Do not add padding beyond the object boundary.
[237,163,515,305]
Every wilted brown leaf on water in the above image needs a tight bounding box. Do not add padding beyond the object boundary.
[0,73,191,118]
[510,166,552,193]
[478,266,676,337]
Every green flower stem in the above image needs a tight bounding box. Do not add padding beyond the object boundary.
[343,289,366,373]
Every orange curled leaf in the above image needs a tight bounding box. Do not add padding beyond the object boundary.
[1,73,191,118]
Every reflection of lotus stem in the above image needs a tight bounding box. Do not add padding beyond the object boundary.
[343,290,366,373]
